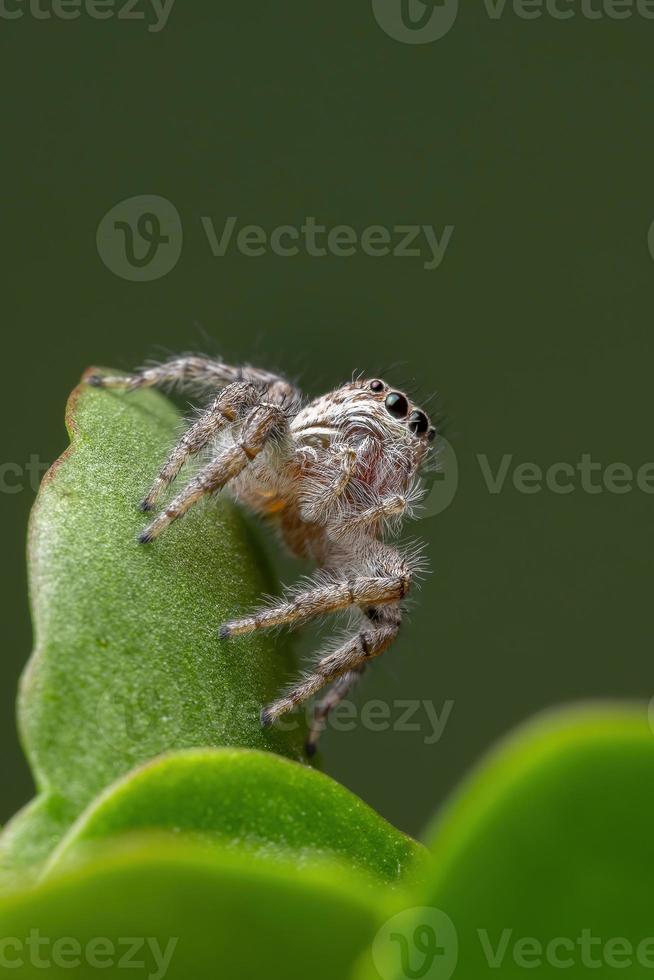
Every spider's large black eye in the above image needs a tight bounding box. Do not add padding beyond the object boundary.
[370,379,384,393]
[385,392,409,419]
[408,410,429,436]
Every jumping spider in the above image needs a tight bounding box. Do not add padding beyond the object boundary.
[87,357,437,755]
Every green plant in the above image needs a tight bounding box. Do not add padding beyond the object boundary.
[0,376,650,979]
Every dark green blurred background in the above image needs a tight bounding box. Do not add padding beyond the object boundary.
[1,2,652,837]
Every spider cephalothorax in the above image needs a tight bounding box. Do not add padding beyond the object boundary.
[87,358,436,755]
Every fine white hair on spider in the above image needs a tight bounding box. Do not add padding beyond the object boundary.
[86,356,438,756]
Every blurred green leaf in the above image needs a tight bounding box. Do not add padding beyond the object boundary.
[45,747,425,885]
[356,704,654,979]
[0,837,384,980]
[0,374,306,883]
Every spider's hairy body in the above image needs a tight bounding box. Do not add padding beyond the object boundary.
[87,356,437,755]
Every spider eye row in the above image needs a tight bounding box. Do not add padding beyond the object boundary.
[368,380,436,442]
[408,410,429,435]
[384,391,409,418]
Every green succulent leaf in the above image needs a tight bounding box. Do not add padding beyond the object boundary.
[0,837,385,980]
[356,704,654,980]
[45,747,425,886]
[1,373,307,882]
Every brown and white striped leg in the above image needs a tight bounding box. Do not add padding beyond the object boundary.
[140,381,261,512]
[305,667,364,757]
[219,573,410,639]
[330,493,408,539]
[261,618,400,728]
[139,403,288,543]
[85,356,292,395]
[299,446,357,524]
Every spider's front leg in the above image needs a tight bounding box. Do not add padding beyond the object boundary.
[297,445,358,524]
[299,440,418,540]
[328,492,409,539]
[140,381,261,512]
[139,401,289,543]
[85,356,287,393]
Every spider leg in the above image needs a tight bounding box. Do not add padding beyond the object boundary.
[140,381,261,511]
[305,666,365,757]
[261,610,401,727]
[139,402,288,542]
[219,572,410,638]
[328,493,408,539]
[259,537,417,732]
[298,446,357,524]
[85,356,292,394]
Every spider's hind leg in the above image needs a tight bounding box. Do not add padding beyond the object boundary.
[305,666,365,757]
[220,573,409,638]
[261,602,402,729]
[259,538,417,734]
